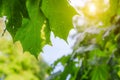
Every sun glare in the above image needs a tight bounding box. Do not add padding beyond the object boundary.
[88,3,96,15]
[70,0,97,16]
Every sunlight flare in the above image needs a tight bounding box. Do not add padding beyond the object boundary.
[88,3,97,15]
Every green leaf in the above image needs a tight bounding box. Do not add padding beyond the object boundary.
[89,49,106,58]
[53,55,71,67]
[14,0,51,57]
[41,0,76,40]
[91,65,108,80]
[59,62,77,80]
[0,0,29,37]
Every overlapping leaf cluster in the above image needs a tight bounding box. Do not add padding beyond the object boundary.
[0,0,76,57]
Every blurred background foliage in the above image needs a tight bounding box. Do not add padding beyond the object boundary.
[0,18,49,80]
[48,0,120,80]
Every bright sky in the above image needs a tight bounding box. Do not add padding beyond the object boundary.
[41,31,76,65]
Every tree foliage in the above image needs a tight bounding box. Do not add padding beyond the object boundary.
[0,0,76,57]
[1,0,120,80]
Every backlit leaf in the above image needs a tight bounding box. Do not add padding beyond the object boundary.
[41,0,76,40]
[14,0,51,57]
